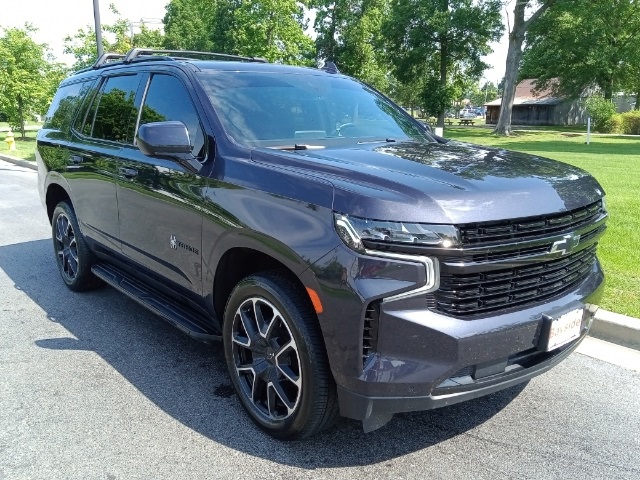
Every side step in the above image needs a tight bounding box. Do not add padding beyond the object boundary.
[91,263,222,343]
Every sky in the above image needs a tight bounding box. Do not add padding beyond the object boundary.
[1,0,509,84]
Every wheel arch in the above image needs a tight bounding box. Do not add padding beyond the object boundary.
[45,182,72,223]
[211,246,317,325]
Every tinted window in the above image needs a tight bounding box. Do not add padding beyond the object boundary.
[139,74,205,158]
[43,80,94,131]
[84,75,141,143]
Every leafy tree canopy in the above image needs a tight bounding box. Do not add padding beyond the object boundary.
[0,25,66,137]
[521,0,640,100]
[313,0,390,91]
[382,0,503,125]
[164,0,314,65]
[64,4,164,71]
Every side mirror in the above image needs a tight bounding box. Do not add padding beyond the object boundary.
[136,121,192,157]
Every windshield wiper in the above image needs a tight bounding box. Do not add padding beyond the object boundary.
[270,144,325,151]
[357,138,397,144]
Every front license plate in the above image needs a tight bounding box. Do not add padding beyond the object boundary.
[539,308,584,352]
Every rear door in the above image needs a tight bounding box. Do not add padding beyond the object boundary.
[116,71,208,297]
[68,73,143,252]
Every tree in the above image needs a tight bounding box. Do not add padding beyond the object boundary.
[521,0,640,102]
[0,25,66,138]
[493,0,558,135]
[64,5,165,71]
[163,0,314,65]
[382,0,503,130]
[313,0,390,91]
[469,81,499,106]
[163,0,216,51]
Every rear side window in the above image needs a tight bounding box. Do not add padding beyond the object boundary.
[139,74,205,158]
[43,80,94,131]
[81,74,142,143]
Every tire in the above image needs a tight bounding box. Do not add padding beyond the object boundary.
[51,200,102,292]
[223,272,339,440]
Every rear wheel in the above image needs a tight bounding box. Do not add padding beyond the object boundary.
[52,201,102,292]
[223,272,339,440]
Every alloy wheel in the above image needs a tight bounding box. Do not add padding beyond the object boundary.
[55,213,78,281]
[231,297,302,420]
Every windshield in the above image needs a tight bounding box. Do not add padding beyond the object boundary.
[196,71,432,147]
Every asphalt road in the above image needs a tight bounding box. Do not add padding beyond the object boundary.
[1,159,639,480]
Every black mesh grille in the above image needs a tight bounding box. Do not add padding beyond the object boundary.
[362,302,379,365]
[433,244,597,317]
[459,201,604,246]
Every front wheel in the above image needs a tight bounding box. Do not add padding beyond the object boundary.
[223,272,339,440]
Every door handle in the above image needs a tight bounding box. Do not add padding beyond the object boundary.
[69,155,83,165]
[119,167,138,178]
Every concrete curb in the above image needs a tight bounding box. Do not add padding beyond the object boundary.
[3,151,639,351]
[0,154,37,171]
[590,309,640,351]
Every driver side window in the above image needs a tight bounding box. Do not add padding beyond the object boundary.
[138,74,206,159]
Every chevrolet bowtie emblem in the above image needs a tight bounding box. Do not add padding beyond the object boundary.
[550,233,581,255]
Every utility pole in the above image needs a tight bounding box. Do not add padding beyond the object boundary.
[93,0,104,58]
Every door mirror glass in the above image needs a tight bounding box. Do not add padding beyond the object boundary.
[136,121,192,157]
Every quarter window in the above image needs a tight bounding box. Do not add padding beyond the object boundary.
[139,74,205,159]
[43,80,94,131]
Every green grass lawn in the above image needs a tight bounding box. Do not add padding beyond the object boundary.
[445,127,640,318]
[1,130,37,161]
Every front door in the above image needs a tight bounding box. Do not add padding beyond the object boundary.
[116,72,208,296]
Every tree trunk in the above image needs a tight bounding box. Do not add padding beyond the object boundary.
[493,3,526,136]
[437,36,447,130]
[494,0,558,136]
[328,2,337,60]
[635,89,640,110]
[17,94,26,140]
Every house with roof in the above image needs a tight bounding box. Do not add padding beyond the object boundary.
[485,79,588,126]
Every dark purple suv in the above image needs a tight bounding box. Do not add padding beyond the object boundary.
[37,49,606,439]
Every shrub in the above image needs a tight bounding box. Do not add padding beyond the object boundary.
[621,110,640,135]
[585,96,617,132]
[604,113,624,134]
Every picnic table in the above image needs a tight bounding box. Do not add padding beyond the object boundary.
[427,118,454,126]
[458,119,475,126]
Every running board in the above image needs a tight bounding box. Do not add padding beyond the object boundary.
[91,263,222,342]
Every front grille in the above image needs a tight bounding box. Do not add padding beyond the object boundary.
[433,244,597,317]
[459,201,603,246]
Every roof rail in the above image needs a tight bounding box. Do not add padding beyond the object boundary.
[93,52,126,68]
[123,48,268,64]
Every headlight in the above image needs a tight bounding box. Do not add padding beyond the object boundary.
[334,213,460,252]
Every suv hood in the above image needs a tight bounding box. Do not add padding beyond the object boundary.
[253,140,604,224]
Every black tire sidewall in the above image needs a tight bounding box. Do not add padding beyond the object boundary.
[223,274,323,439]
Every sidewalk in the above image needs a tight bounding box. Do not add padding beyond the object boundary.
[1,153,639,352]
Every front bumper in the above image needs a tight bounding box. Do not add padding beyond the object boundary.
[308,244,604,431]
[337,321,592,432]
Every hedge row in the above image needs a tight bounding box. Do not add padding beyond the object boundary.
[604,110,640,135]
